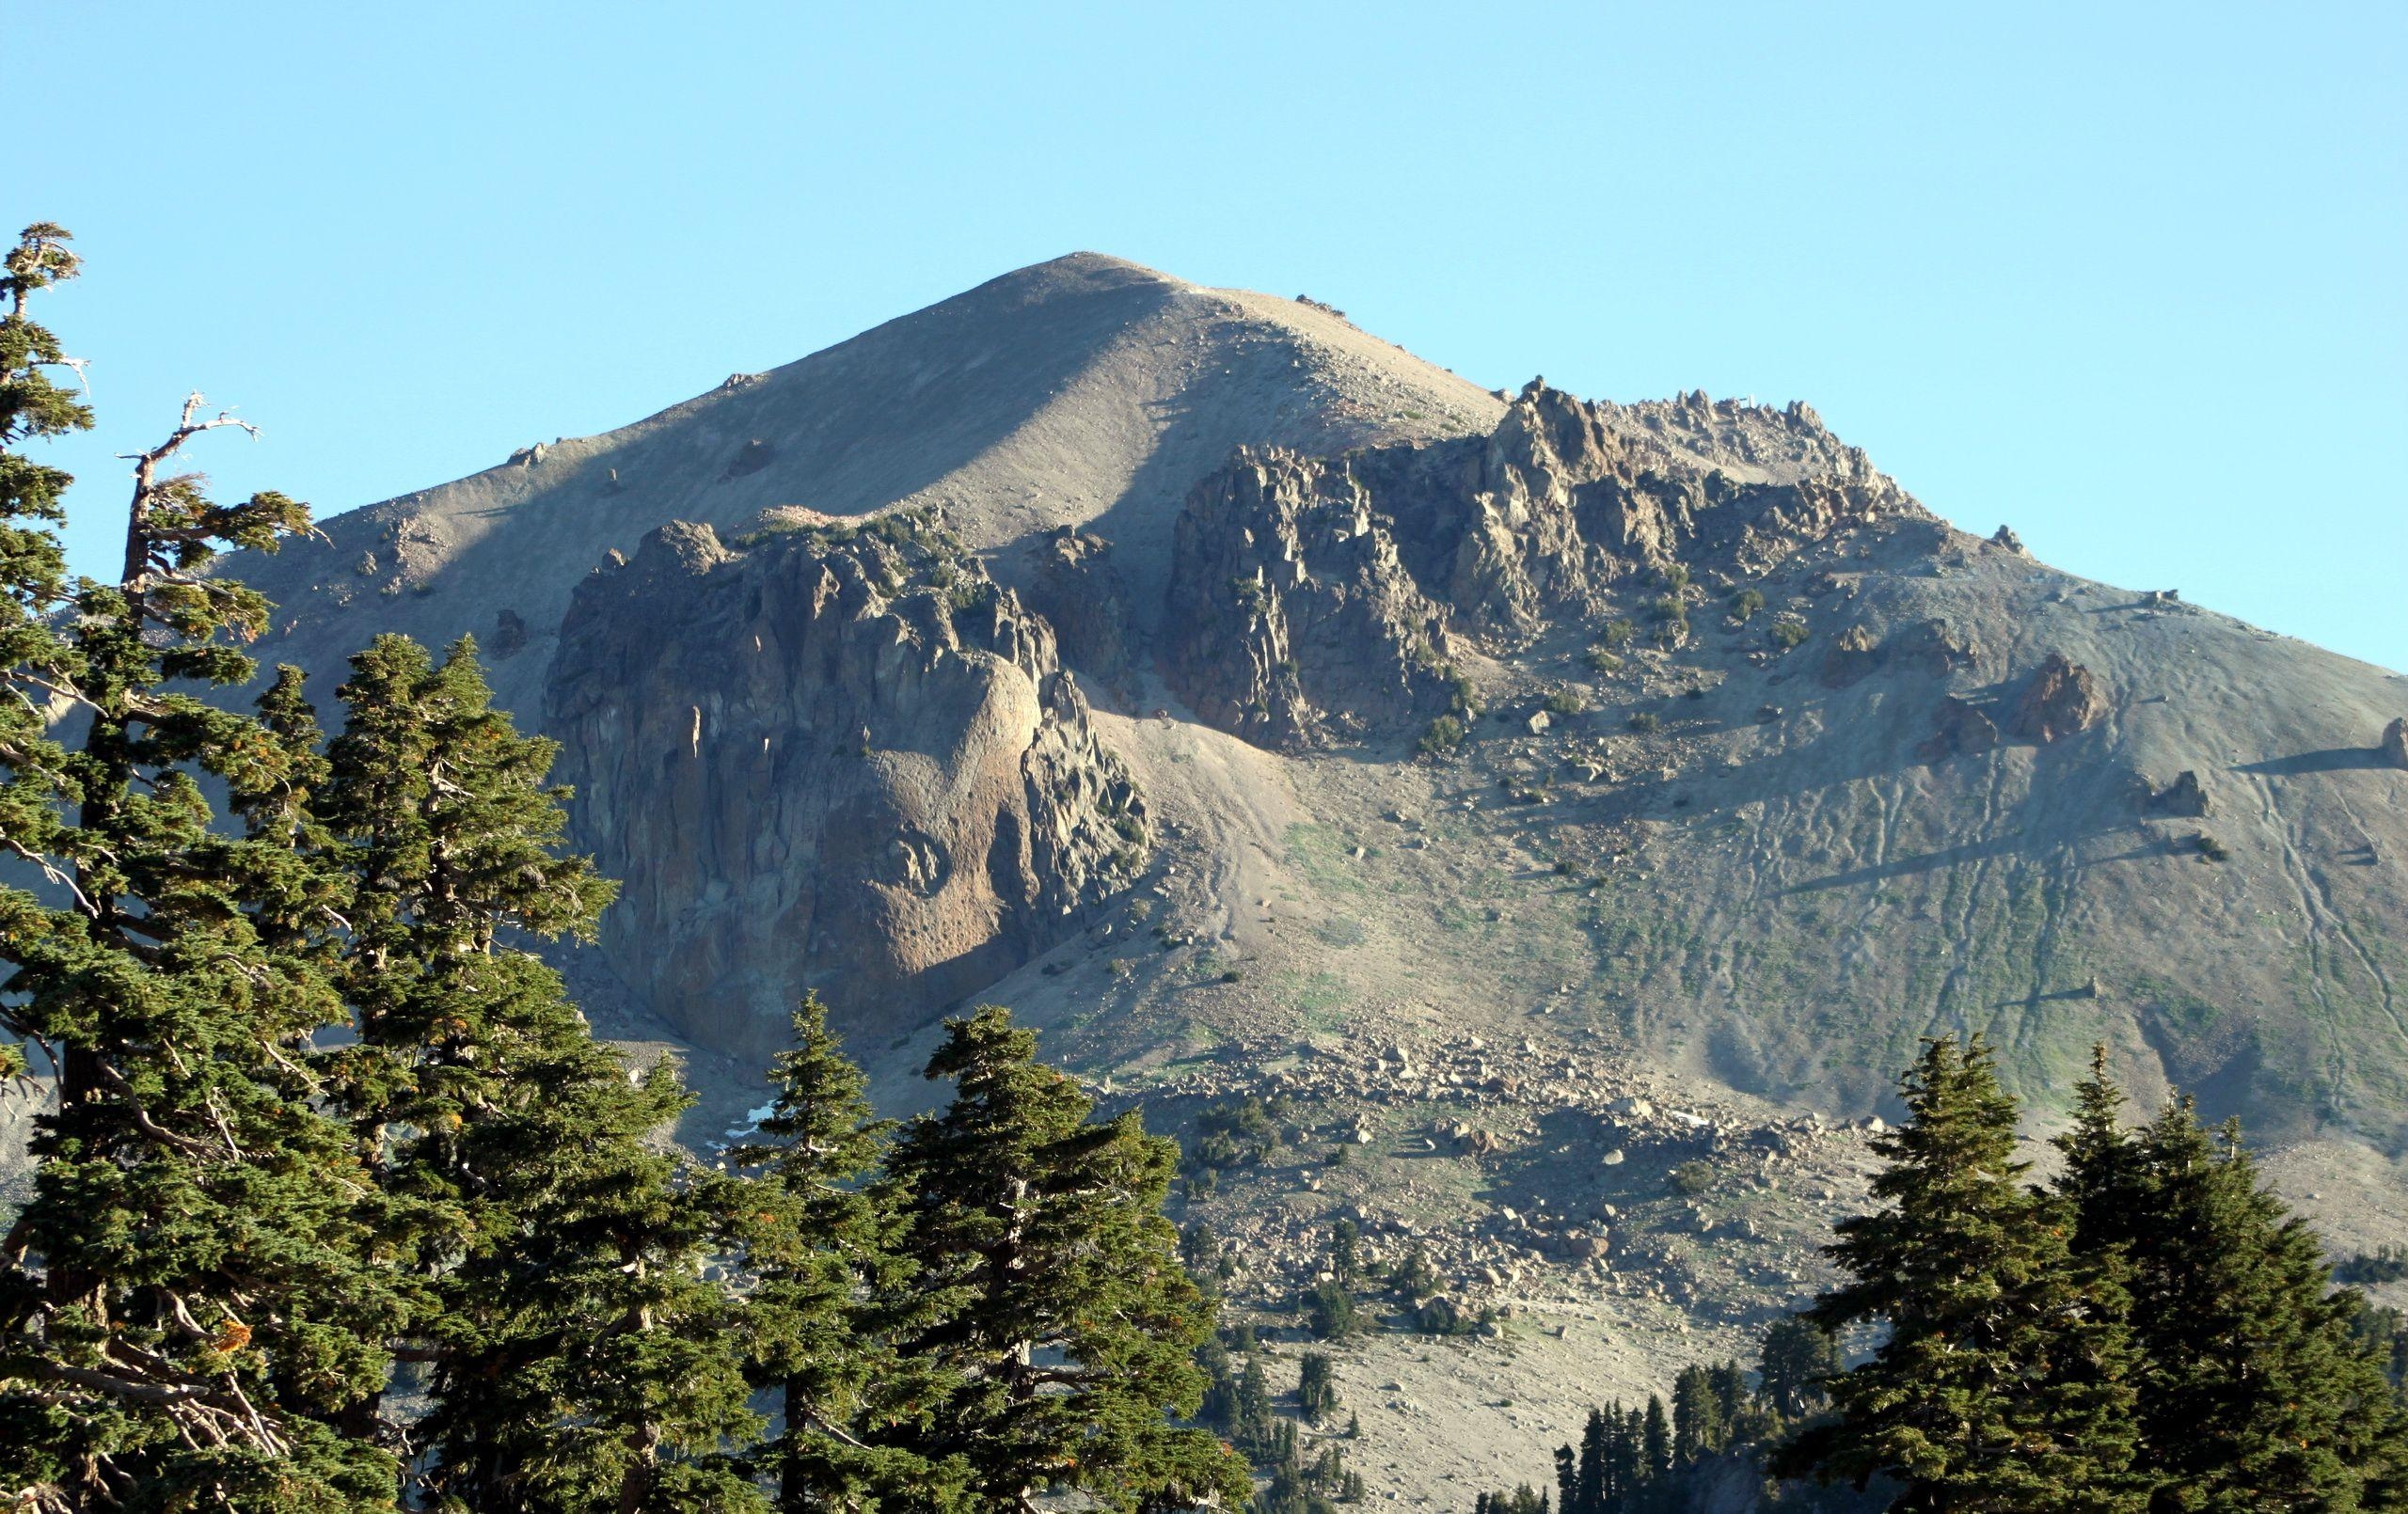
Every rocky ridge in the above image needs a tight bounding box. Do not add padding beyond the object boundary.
[1164,381,1922,749]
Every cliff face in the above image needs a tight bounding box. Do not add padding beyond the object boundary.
[1163,381,1925,748]
[544,510,1144,1060]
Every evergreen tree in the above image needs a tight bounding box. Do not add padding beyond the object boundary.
[883,1004,1252,1511]
[1641,1397,1671,1484]
[321,634,758,1512]
[1775,1035,2145,1511]
[1757,1318,1841,1423]
[1298,1350,1340,1424]
[2060,1069,2408,1510]
[723,993,955,1507]
[1576,1407,1608,1513]
[1671,1364,1721,1465]
[0,225,404,1507]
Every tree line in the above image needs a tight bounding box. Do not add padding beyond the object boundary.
[0,226,1248,1512]
[1476,1037,2408,1511]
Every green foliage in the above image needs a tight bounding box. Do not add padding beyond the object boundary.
[1776,1035,2147,1508]
[1420,714,1465,755]
[1770,618,1810,649]
[1596,619,1636,649]
[1307,1279,1361,1340]
[1730,587,1766,620]
[1298,1351,1340,1424]
[1670,1159,1718,1196]
[1658,563,1691,591]
[1756,1317,1841,1420]
[2053,1049,2408,1507]
[2337,1245,2408,1285]
[1583,646,1623,674]
[323,634,758,1512]
[1626,712,1660,733]
[882,1006,1251,1511]
[1544,689,1585,716]
[0,227,407,1508]
[721,995,942,1507]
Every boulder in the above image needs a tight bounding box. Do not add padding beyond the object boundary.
[2381,717,2408,771]
[2009,653,2109,744]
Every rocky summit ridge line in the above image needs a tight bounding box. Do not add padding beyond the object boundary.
[192,253,2408,1499]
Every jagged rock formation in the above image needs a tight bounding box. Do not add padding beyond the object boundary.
[1163,448,1460,748]
[2009,652,2111,743]
[1164,380,1925,747]
[1020,527,1135,694]
[544,509,1145,1059]
[2382,717,2408,770]
[221,252,1504,727]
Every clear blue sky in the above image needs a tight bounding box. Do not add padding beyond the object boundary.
[18,3,2405,670]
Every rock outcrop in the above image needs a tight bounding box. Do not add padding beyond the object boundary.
[1163,449,1460,748]
[1021,527,1135,693]
[2009,652,2110,744]
[2147,769,2212,817]
[1165,379,1926,748]
[1920,694,2001,763]
[545,509,1145,1059]
[2382,717,2408,771]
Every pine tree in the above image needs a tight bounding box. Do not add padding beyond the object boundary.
[1774,1035,2145,1511]
[1576,1406,1608,1513]
[1757,1318,1841,1423]
[1671,1364,1721,1465]
[0,226,404,1508]
[320,634,758,1512]
[2063,1077,2408,1510]
[882,1004,1252,1511]
[723,993,957,1507]
[1641,1396,1671,1484]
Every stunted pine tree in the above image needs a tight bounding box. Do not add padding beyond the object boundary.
[1776,1035,2145,1512]
[882,1005,1251,1512]
[320,633,758,1513]
[2058,1054,2408,1510]
[0,225,404,1509]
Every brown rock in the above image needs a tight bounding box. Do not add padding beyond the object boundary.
[2010,653,2110,743]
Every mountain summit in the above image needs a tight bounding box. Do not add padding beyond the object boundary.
[213,256,2408,1497]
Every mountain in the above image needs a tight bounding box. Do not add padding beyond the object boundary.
[213,254,2408,1500]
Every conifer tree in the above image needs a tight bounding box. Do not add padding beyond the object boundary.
[1641,1396,1671,1483]
[1576,1407,1608,1513]
[320,634,758,1512]
[883,1005,1252,1511]
[722,993,960,1507]
[0,225,404,1508]
[2058,1060,2408,1509]
[1775,1035,2145,1511]
[1757,1317,1841,1423]
[1671,1364,1721,1465]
